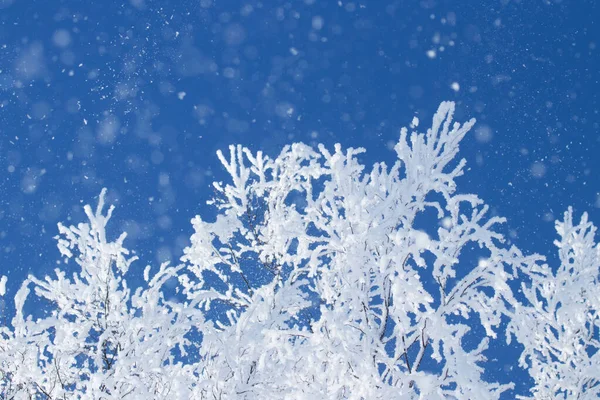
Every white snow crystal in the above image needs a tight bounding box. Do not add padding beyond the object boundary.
[312,16,324,30]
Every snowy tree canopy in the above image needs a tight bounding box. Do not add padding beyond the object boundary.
[1,102,598,399]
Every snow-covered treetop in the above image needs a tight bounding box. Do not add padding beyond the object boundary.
[1,102,597,399]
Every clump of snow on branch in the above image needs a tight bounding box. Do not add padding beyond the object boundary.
[0,276,6,297]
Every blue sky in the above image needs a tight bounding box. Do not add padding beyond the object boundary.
[0,0,598,396]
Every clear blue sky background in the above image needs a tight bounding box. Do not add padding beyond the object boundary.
[0,0,598,396]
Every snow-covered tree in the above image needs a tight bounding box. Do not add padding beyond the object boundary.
[0,191,195,399]
[1,102,598,399]
[508,208,600,399]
